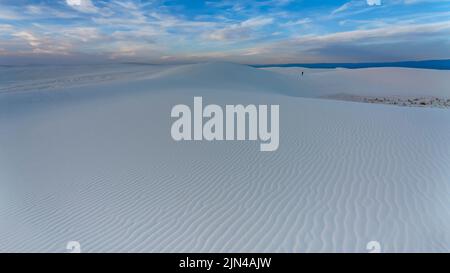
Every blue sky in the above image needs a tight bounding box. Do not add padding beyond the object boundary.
[0,0,449,64]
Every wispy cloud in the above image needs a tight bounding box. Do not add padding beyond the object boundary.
[0,0,449,64]
[208,17,274,41]
[332,2,353,15]
[65,0,98,13]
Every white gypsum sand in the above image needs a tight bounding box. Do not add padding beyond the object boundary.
[0,63,450,252]
[264,66,450,106]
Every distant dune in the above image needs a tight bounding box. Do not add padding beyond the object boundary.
[264,66,450,99]
[1,63,450,252]
[129,62,315,97]
[3,62,449,103]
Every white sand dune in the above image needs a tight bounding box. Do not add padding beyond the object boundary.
[0,64,173,94]
[265,66,450,98]
[1,63,450,252]
[140,62,313,97]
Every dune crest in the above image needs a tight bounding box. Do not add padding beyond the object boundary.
[144,62,313,97]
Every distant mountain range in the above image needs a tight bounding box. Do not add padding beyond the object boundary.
[252,59,450,70]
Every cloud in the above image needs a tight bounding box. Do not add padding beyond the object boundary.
[330,0,381,18]
[241,17,274,27]
[11,30,74,55]
[63,27,102,42]
[304,21,450,43]
[66,0,98,13]
[1,0,449,64]
[332,2,353,14]
[282,18,312,27]
[13,31,41,48]
[25,5,78,19]
[208,17,274,41]
[0,24,14,32]
[0,7,23,20]
[367,0,382,6]
[237,20,450,63]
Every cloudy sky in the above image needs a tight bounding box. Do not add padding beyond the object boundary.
[0,0,449,64]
